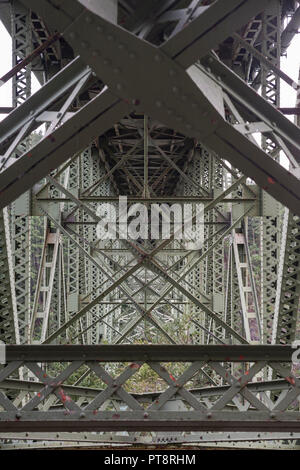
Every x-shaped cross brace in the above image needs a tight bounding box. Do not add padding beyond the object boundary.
[1,0,300,215]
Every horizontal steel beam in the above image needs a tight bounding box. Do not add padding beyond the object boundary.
[0,377,290,399]
[36,196,255,203]
[5,344,296,362]
[2,430,299,444]
[1,411,300,432]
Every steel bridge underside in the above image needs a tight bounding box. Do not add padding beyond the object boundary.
[0,0,300,449]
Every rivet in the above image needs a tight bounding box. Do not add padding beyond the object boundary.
[103,58,111,66]
[172,86,179,94]
[270,412,276,419]
[116,83,123,91]
[85,16,92,23]
[69,32,76,39]
[156,100,162,108]
[80,412,86,418]
[107,34,114,41]
[154,54,162,62]
[169,69,176,77]
[166,108,173,115]
[129,52,136,59]
[81,41,89,49]
[186,123,192,130]
[16,412,21,419]
[206,67,211,73]
[113,67,121,74]
[96,25,104,33]
[118,44,125,50]
[92,50,100,57]
[176,116,183,122]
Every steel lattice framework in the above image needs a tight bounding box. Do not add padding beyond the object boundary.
[0,0,300,450]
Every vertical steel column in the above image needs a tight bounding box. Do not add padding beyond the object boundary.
[184,147,226,345]
[232,224,261,344]
[211,155,226,342]
[11,0,32,107]
[29,223,60,343]
[10,0,32,343]
[0,209,18,344]
[184,149,205,344]
[273,65,300,345]
[260,0,282,344]
[65,157,81,343]
[81,146,110,344]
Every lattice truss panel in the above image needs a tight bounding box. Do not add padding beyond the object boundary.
[0,346,300,439]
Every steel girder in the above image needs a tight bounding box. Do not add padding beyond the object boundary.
[0,345,300,432]
[9,1,33,345]
[0,209,18,344]
[1,438,300,450]
[273,69,300,345]
[273,209,300,344]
